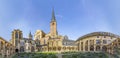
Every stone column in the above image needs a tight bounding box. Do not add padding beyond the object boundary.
[0,40,1,53]
[3,43,5,58]
[94,40,96,51]
[14,32,15,46]
[83,42,85,51]
[79,41,81,51]
[88,40,90,51]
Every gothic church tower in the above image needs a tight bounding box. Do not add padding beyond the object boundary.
[11,29,23,47]
[50,9,58,36]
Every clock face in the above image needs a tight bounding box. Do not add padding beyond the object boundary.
[52,23,54,25]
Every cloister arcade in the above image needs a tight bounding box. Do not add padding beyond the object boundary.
[76,32,120,54]
[0,37,15,57]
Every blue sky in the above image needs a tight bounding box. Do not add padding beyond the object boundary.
[0,0,120,41]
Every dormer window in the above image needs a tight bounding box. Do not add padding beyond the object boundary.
[97,36,99,38]
[103,40,107,44]
[104,36,106,38]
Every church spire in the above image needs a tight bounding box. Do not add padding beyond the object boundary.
[50,8,58,36]
[51,8,56,22]
[29,31,32,39]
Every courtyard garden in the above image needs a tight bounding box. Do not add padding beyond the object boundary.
[12,51,120,58]
[12,52,57,58]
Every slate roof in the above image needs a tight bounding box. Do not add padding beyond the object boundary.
[76,31,120,41]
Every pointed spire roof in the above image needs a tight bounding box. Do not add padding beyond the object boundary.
[51,8,56,22]
[29,31,32,38]
[29,31,32,35]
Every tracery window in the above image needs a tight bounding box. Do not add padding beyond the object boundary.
[96,40,101,44]
[103,40,107,44]
[15,32,18,38]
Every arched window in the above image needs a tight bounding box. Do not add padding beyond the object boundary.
[96,46,100,51]
[90,45,94,51]
[19,33,21,39]
[103,40,107,44]
[102,46,107,52]
[15,32,18,38]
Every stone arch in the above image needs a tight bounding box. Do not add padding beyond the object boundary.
[20,46,24,52]
[15,49,19,53]
[58,47,61,51]
[53,47,56,51]
[31,46,34,52]
[102,46,107,52]
[81,42,83,51]
[90,45,94,51]
[49,47,52,51]
[96,45,100,51]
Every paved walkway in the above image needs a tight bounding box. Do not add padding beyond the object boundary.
[56,53,62,58]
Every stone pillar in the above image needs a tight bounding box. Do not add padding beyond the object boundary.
[83,42,85,51]
[88,40,90,51]
[100,39,103,51]
[14,32,15,46]
[79,41,81,51]
[7,48,9,57]
[94,40,96,51]
[3,43,5,58]
[100,46,102,51]
[0,40,1,53]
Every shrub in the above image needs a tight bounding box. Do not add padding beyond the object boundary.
[12,52,57,58]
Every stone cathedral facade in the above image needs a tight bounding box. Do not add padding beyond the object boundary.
[9,9,77,53]
[34,9,77,52]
